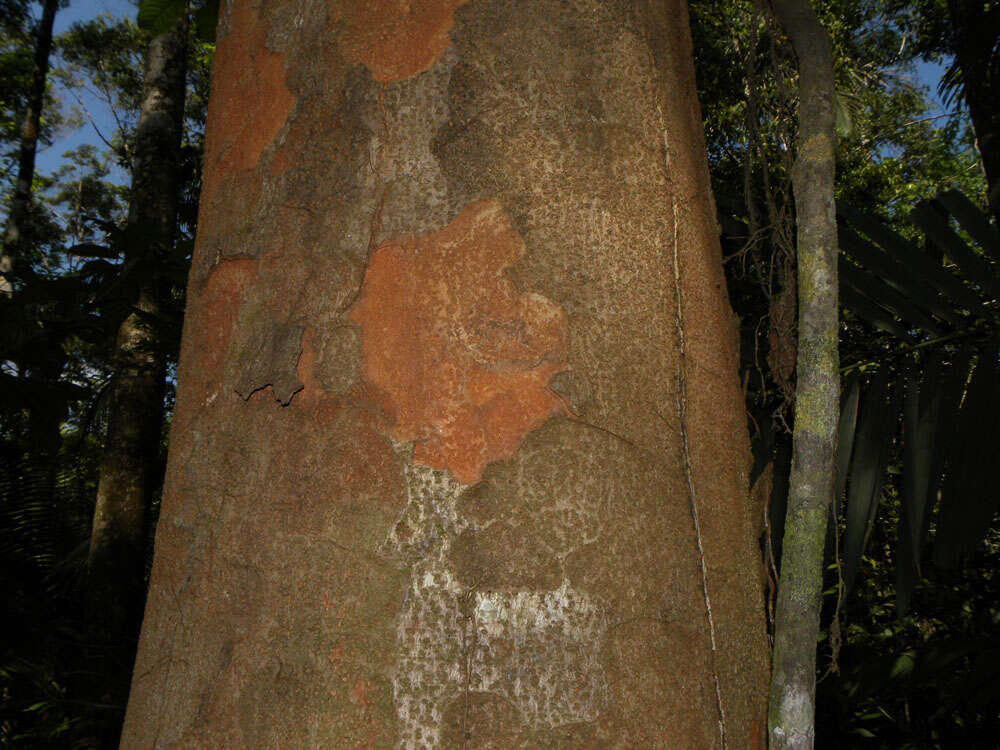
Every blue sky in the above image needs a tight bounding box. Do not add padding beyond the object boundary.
[915,59,953,113]
[36,0,137,180]
[54,0,135,33]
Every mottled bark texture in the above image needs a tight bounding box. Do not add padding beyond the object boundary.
[86,17,187,707]
[122,1,769,746]
[947,0,1000,226]
[0,0,58,295]
[767,0,840,748]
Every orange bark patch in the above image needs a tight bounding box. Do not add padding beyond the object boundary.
[349,200,568,484]
[351,677,371,711]
[334,0,468,82]
[186,258,258,396]
[203,0,294,191]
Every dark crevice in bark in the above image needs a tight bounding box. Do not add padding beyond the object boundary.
[663,131,729,747]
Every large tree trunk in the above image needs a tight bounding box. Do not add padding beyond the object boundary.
[86,16,187,718]
[947,0,1000,226]
[0,0,59,294]
[122,1,769,746]
[767,0,839,747]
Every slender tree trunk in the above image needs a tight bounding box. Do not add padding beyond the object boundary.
[0,0,59,294]
[947,0,1000,226]
[767,0,840,748]
[122,1,769,746]
[86,15,187,717]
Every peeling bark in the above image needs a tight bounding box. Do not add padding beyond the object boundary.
[122,1,769,746]
[766,0,840,747]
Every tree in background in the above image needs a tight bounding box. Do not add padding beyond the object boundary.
[55,13,146,168]
[942,0,1000,223]
[122,0,770,745]
[85,10,188,729]
[1,0,58,295]
[892,0,1000,223]
[765,0,840,746]
[0,4,210,744]
[690,0,998,744]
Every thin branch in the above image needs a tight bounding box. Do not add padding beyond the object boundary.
[62,86,117,154]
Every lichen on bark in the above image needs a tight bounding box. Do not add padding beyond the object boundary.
[767,0,841,747]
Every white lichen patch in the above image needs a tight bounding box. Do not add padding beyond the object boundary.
[466,582,608,729]
[380,463,465,566]
[386,464,609,748]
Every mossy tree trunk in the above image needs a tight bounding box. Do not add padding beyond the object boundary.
[122,1,769,746]
[85,16,187,723]
[766,0,840,747]
[0,0,58,294]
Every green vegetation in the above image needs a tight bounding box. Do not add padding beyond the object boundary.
[692,0,998,744]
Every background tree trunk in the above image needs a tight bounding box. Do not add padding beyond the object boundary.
[0,0,58,294]
[85,15,187,720]
[766,0,840,747]
[946,0,1000,226]
[122,1,769,746]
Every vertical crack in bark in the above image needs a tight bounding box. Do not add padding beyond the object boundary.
[660,108,728,749]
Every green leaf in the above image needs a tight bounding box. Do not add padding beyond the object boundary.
[839,285,912,338]
[934,339,1000,568]
[78,259,117,280]
[935,189,1000,264]
[889,651,916,679]
[910,200,1000,299]
[838,223,964,325]
[834,91,854,139]
[918,346,974,545]
[840,258,944,336]
[839,203,984,317]
[137,0,185,36]
[835,375,861,505]
[896,364,942,615]
[842,372,899,598]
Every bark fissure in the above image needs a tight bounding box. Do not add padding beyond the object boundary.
[660,109,728,749]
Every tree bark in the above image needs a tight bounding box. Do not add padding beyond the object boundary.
[0,0,58,294]
[766,0,840,748]
[122,1,769,746]
[946,0,1000,226]
[85,15,187,715]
